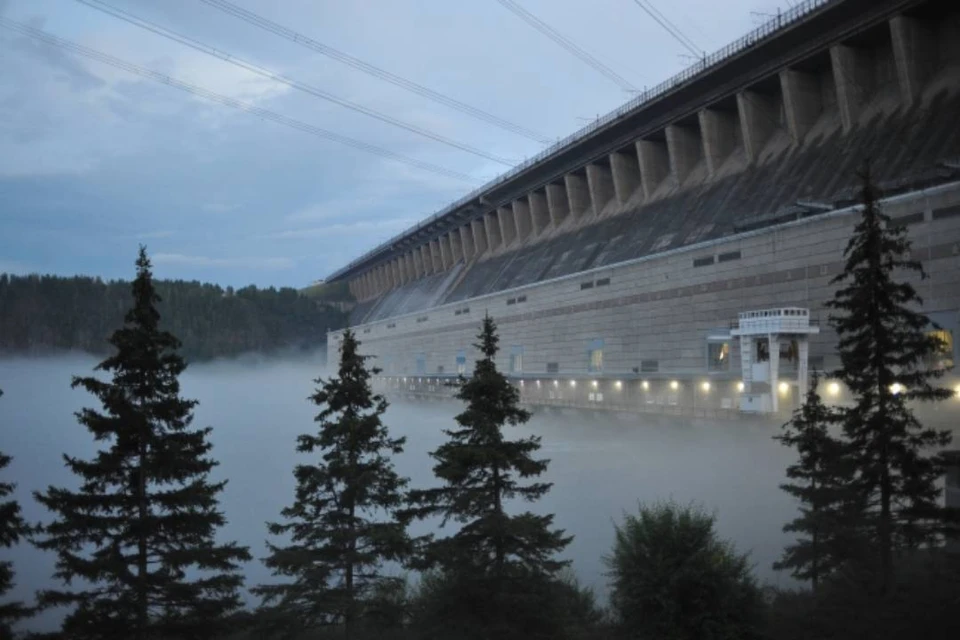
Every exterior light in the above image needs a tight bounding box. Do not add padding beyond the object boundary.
[670,380,679,391]
[615,380,623,390]
[827,382,840,396]
[519,380,525,387]
[954,384,960,398]
[536,380,541,387]
[778,382,790,394]
[890,383,903,395]
[736,381,745,392]
[701,381,711,392]
[642,380,650,390]
[570,380,577,388]
[553,380,559,387]
[591,380,598,389]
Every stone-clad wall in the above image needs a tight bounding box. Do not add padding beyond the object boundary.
[330,183,960,386]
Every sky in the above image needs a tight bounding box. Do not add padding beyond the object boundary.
[0,0,798,288]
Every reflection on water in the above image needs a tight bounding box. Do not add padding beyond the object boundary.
[1,355,804,629]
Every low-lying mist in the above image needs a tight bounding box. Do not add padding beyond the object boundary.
[1,354,801,629]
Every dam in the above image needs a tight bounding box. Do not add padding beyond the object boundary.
[326,0,960,419]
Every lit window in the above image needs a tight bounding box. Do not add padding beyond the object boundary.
[455,350,466,375]
[926,329,954,370]
[707,341,730,371]
[510,346,524,374]
[587,339,604,373]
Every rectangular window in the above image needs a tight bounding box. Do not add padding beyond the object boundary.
[510,346,524,374]
[386,323,396,329]
[416,354,427,374]
[693,256,715,267]
[546,362,560,373]
[506,298,516,305]
[462,307,470,314]
[718,250,741,263]
[454,309,462,316]
[595,278,611,287]
[517,295,527,303]
[456,351,467,375]
[927,328,955,370]
[640,359,659,373]
[587,339,604,374]
[932,205,960,221]
[362,328,371,334]
[891,212,925,227]
[416,316,429,323]
[436,365,445,374]
[707,341,730,371]
[580,281,594,290]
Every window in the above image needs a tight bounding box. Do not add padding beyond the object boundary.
[926,329,955,370]
[510,346,524,373]
[640,359,659,373]
[462,307,470,314]
[587,339,604,373]
[517,295,527,303]
[386,323,396,329]
[416,353,427,374]
[693,256,715,267]
[437,365,445,374]
[454,309,462,316]
[580,281,594,290]
[718,250,741,263]
[362,328,371,334]
[596,278,610,287]
[546,362,560,373]
[707,341,730,371]
[932,205,960,221]
[416,316,429,323]
[507,298,516,305]
[890,212,924,227]
[456,350,467,375]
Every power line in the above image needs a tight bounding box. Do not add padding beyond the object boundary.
[75,0,514,166]
[494,0,636,91]
[197,0,551,144]
[630,0,701,59]
[0,17,478,184]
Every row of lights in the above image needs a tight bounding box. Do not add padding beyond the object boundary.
[395,377,959,398]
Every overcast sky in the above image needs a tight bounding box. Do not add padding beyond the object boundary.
[1,0,796,288]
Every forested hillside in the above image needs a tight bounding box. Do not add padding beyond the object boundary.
[0,274,348,361]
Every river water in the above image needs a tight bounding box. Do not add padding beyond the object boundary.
[1,354,802,629]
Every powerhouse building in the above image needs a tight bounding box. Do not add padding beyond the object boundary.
[326,0,960,417]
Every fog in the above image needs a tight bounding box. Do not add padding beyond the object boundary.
[0,355,801,630]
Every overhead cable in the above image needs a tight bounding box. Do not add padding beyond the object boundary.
[0,17,477,184]
[197,0,551,144]
[75,0,514,166]
[495,0,636,91]
[630,0,701,59]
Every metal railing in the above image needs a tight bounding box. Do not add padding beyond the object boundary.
[326,0,836,282]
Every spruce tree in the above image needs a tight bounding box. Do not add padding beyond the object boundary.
[408,315,571,636]
[826,168,953,591]
[0,388,32,635]
[32,247,251,639]
[774,373,861,590]
[253,329,410,639]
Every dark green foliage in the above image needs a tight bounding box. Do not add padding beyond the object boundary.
[31,247,251,639]
[0,388,33,636]
[410,568,603,640]
[0,273,347,361]
[765,551,960,640]
[605,501,765,640]
[774,373,862,589]
[253,330,411,639]
[406,315,571,636]
[826,168,954,591]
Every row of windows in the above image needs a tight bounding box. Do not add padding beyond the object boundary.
[454,306,471,316]
[580,277,611,291]
[506,294,528,305]
[694,251,741,268]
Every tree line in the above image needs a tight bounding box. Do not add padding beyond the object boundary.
[0,170,958,639]
[0,274,347,362]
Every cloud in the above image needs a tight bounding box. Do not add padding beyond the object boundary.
[153,253,293,270]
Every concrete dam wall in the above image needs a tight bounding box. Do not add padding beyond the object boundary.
[327,0,960,418]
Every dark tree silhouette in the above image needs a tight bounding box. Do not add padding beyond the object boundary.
[32,247,251,639]
[408,315,571,638]
[774,373,861,590]
[0,388,33,636]
[826,167,954,592]
[253,330,411,639]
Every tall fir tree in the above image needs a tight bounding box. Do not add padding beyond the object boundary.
[0,388,33,636]
[826,168,953,592]
[253,329,411,639]
[408,315,571,637]
[32,247,251,639]
[774,373,861,590]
